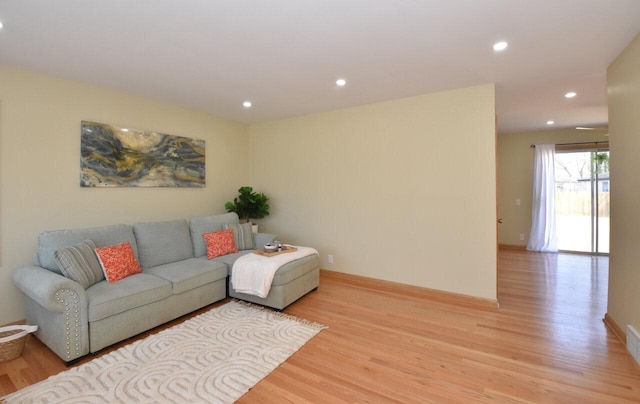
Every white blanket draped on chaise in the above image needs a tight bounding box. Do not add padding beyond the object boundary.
[231,246,319,298]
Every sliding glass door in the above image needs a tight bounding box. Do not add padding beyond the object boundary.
[554,149,609,254]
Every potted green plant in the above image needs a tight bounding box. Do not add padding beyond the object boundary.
[224,186,270,232]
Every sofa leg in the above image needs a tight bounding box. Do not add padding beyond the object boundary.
[65,357,81,367]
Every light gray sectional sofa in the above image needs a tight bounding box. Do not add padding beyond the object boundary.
[11,212,319,363]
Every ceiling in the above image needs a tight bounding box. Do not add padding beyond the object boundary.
[1,1,639,133]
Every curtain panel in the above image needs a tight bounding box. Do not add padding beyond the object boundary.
[527,144,558,252]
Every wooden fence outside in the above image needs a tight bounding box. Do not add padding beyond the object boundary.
[555,192,610,217]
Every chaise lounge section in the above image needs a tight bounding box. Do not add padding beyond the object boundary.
[189,213,320,311]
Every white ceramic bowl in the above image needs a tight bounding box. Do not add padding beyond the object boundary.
[264,243,278,251]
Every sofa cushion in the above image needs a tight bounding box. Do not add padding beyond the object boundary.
[87,273,171,322]
[133,219,194,269]
[189,212,239,258]
[38,224,138,274]
[143,257,227,295]
[95,241,142,282]
[203,229,238,259]
[268,254,320,286]
[221,252,319,286]
[211,250,254,276]
[223,222,255,250]
[53,240,105,289]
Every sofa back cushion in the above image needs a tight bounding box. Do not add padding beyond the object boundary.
[189,212,239,257]
[223,222,255,250]
[133,219,194,269]
[38,224,138,274]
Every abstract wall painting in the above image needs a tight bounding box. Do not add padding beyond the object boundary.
[80,121,205,187]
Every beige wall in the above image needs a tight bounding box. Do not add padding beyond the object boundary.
[249,84,497,301]
[498,128,608,247]
[0,66,249,324]
[0,68,499,324]
[607,34,640,335]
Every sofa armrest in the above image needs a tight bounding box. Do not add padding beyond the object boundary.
[254,232,277,248]
[12,265,87,313]
[13,264,90,362]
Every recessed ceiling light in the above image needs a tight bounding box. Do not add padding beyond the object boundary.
[336,79,346,87]
[565,91,577,98]
[0,21,4,29]
[243,101,252,108]
[493,41,508,51]
[547,120,555,125]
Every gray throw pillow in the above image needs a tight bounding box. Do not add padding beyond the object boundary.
[54,240,105,289]
[223,223,255,250]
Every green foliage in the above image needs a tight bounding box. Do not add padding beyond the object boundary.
[591,152,610,175]
[224,186,270,222]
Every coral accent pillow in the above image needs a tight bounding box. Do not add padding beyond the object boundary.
[94,241,142,283]
[203,229,238,259]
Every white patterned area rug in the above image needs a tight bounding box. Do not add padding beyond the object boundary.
[2,300,326,404]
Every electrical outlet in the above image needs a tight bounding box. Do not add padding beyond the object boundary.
[328,254,334,264]
[516,198,521,206]
[519,234,525,241]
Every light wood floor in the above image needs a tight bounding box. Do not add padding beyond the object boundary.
[2,249,640,402]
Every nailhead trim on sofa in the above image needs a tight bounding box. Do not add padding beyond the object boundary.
[55,288,81,361]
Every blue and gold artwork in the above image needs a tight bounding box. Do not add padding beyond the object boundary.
[80,121,205,187]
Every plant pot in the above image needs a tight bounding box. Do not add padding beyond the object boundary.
[251,223,259,234]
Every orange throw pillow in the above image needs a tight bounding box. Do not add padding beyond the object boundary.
[95,241,142,282]
[203,229,238,259]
